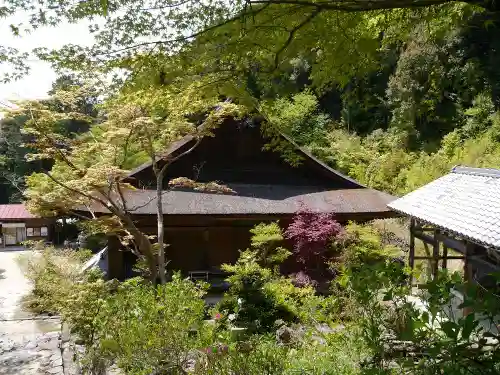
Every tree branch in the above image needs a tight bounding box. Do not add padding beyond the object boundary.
[127,190,170,212]
[92,3,272,57]
[274,8,320,69]
[44,171,108,208]
[160,136,204,177]
[249,0,455,12]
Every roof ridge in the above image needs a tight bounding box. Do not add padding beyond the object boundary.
[451,165,500,178]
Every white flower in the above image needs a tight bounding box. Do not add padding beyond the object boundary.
[228,314,236,321]
[237,298,243,305]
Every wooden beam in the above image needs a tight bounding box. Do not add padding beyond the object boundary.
[464,242,475,284]
[409,219,415,268]
[435,233,466,253]
[413,230,466,253]
[413,231,437,245]
[468,256,500,273]
[463,242,475,316]
[413,256,464,260]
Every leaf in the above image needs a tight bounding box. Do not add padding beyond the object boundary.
[383,290,393,301]
[460,313,477,341]
[441,321,458,340]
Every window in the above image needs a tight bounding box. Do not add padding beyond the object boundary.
[41,227,48,236]
[26,228,34,236]
[33,227,41,236]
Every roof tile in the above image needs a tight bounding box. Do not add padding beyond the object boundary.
[389,167,500,249]
[0,204,36,220]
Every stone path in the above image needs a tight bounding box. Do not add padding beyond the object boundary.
[0,249,63,375]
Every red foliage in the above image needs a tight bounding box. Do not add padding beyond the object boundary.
[284,206,343,265]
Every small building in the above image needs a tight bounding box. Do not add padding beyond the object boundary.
[91,119,397,279]
[0,204,54,247]
[388,166,500,287]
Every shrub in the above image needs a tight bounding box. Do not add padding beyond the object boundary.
[89,276,209,375]
[20,244,95,314]
[220,251,298,333]
[194,335,289,375]
[284,206,343,284]
[248,222,291,269]
[331,223,402,273]
[344,262,500,375]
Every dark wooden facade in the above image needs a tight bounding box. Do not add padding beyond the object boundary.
[106,119,396,279]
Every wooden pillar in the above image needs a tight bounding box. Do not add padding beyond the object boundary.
[432,229,440,280]
[442,245,448,270]
[463,241,475,316]
[107,235,125,280]
[409,219,416,286]
[463,242,475,283]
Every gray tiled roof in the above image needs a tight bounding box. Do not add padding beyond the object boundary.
[388,166,500,249]
[88,184,395,218]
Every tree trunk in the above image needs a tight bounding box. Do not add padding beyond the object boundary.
[156,173,167,284]
[119,213,158,283]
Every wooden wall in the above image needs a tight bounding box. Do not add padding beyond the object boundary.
[108,213,385,279]
[130,120,359,189]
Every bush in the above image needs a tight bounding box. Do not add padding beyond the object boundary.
[343,262,500,375]
[219,251,299,333]
[331,223,402,273]
[20,244,95,314]
[284,206,343,285]
[90,276,209,375]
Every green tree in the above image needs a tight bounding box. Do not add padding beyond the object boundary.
[22,82,247,282]
[0,79,100,203]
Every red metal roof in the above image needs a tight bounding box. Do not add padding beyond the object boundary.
[0,204,36,220]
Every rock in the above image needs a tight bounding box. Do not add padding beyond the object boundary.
[25,341,38,350]
[37,339,59,351]
[51,356,63,367]
[45,365,63,374]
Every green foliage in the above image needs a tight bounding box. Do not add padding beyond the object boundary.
[248,222,291,269]
[332,223,402,272]
[329,223,404,320]
[194,330,375,375]
[344,263,500,374]
[88,276,209,375]
[19,244,96,314]
[219,250,299,333]
[218,222,324,333]
[263,90,330,146]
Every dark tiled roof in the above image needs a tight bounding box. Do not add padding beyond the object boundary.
[90,184,395,217]
[0,204,36,220]
[388,166,500,249]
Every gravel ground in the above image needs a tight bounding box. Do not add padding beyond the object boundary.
[0,249,63,375]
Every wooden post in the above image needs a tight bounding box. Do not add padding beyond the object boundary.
[107,235,125,280]
[433,229,440,280]
[409,219,416,286]
[442,245,448,270]
[409,219,416,269]
[463,241,475,316]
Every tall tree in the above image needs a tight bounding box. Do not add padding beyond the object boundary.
[0,78,101,203]
[21,83,247,282]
